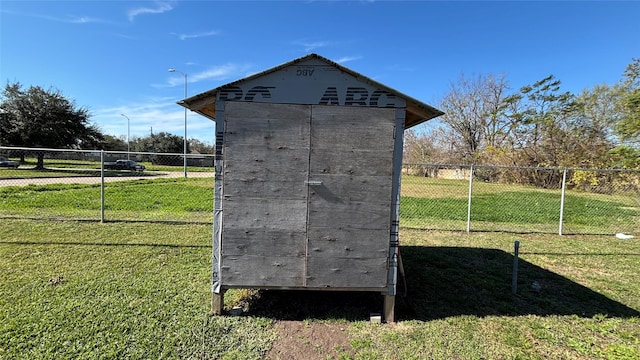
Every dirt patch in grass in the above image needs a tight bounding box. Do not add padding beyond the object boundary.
[266,320,354,360]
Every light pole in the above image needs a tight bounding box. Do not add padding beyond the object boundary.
[120,113,130,160]
[168,68,188,178]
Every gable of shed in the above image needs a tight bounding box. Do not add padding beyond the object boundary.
[180,54,443,129]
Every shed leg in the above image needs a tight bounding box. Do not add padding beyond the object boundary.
[383,294,395,323]
[211,290,225,315]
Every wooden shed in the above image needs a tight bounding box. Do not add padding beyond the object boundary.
[179,54,443,322]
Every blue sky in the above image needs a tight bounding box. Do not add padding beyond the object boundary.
[1,1,639,144]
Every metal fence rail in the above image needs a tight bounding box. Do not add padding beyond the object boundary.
[401,163,640,235]
[2,147,639,235]
[0,146,214,224]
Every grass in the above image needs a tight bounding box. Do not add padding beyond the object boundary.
[0,178,213,222]
[400,176,640,235]
[1,173,639,358]
[344,230,640,360]
[0,220,276,359]
[1,222,638,359]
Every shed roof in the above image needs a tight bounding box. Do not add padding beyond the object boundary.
[178,53,444,129]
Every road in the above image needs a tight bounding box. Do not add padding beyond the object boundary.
[0,171,214,187]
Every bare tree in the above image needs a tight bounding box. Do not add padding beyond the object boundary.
[438,73,511,163]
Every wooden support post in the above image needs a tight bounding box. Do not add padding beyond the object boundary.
[211,290,225,315]
[383,294,395,323]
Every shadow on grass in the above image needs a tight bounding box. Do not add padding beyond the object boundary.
[398,246,640,320]
[238,246,640,321]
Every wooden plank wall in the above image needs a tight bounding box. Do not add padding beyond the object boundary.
[221,102,396,290]
[306,106,395,288]
[222,102,310,287]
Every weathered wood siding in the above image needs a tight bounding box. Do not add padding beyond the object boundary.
[221,101,395,289]
[222,102,310,287]
[307,106,395,288]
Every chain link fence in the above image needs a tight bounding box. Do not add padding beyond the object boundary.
[0,146,214,223]
[2,147,639,235]
[401,163,640,235]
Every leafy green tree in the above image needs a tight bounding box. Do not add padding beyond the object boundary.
[505,75,578,167]
[188,138,214,154]
[130,132,187,166]
[608,145,640,168]
[101,135,128,151]
[615,58,640,143]
[0,82,103,168]
[131,132,185,154]
[0,108,11,146]
[569,84,620,168]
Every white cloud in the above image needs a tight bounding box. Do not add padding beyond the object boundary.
[157,63,253,89]
[3,9,107,24]
[336,56,362,64]
[127,1,173,22]
[176,30,219,40]
[294,40,333,52]
[68,15,104,24]
[191,63,252,83]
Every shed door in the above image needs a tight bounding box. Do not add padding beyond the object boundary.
[306,105,395,288]
[222,102,310,287]
[222,102,395,289]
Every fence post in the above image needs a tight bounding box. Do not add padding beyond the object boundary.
[100,150,105,223]
[466,164,474,233]
[512,240,520,295]
[559,168,567,235]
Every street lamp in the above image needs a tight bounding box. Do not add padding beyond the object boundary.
[120,113,130,160]
[168,68,188,178]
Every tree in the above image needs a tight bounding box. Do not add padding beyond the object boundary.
[404,129,437,163]
[131,132,185,154]
[0,108,10,146]
[570,84,620,167]
[130,132,188,166]
[615,58,640,143]
[188,138,214,154]
[0,82,103,168]
[438,73,512,163]
[505,75,578,168]
[101,135,128,151]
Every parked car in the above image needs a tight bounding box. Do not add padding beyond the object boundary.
[103,159,145,172]
[0,156,19,169]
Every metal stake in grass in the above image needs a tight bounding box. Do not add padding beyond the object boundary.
[512,240,520,295]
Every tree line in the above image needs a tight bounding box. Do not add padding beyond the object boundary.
[0,81,213,168]
[102,133,214,155]
[404,58,640,189]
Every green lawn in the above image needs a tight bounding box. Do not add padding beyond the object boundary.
[1,174,639,358]
[0,178,213,222]
[1,222,638,359]
[0,220,275,359]
[400,176,640,235]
